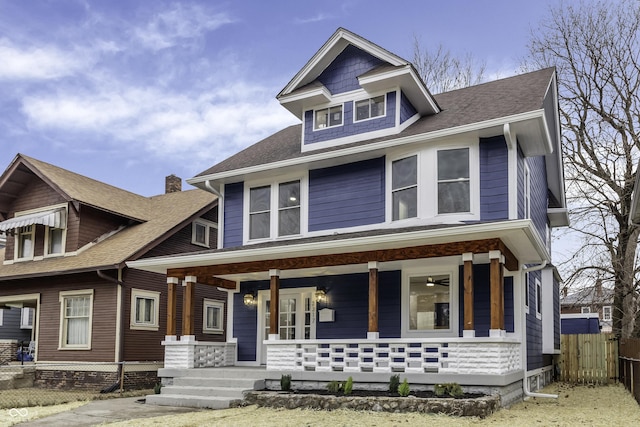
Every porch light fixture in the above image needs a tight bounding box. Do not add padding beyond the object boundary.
[243,293,256,306]
[315,289,327,303]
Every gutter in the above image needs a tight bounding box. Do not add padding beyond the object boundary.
[204,180,222,198]
[520,260,558,399]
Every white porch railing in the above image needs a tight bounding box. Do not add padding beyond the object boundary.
[162,336,236,369]
[266,337,521,375]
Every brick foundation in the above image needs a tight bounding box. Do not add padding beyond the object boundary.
[34,368,159,391]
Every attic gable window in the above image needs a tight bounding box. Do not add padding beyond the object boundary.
[314,105,343,130]
[46,227,65,256]
[16,226,34,260]
[355,95,385,121]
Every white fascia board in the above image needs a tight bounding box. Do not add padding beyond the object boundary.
[127,219,548,274]
[187,109,546,187]
[279,29,406,98]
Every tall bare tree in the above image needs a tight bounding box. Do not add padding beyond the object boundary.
[527,0,640,336]
[412,36,486,94]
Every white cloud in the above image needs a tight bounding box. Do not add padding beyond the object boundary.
[0,38,89,81]
[295,13,333,24]
[134,3,234,51]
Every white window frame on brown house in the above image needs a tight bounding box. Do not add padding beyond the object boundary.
[130,289,160,331]
[602,305,612,321]
[203,299,224,334]
[58,290,94,350]
[191,219,217,248]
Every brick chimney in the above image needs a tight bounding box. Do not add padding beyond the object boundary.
[595,278,603,298]
[165,174,182,193]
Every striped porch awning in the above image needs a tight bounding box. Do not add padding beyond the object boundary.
[0,208,67,232]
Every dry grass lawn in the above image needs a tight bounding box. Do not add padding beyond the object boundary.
[104,383,640,426]
[1,383,637,426]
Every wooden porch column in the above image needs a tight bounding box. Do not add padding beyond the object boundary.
[182,276,196,336]
[368,261,379,339]
[166,277,179,336]
[462,253,475,337]
[489,251,505,333]
[269,269,280,337]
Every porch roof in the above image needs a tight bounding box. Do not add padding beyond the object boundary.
[127,219,548,284]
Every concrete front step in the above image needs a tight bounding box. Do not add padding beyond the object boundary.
[146,367,268,409]
[161,385,247,399]
[145,393,240,410]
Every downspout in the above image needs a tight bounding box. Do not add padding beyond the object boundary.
[97,267,125,379]
[204,179,222,198]
[520,260,558,399]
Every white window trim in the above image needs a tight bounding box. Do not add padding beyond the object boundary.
[524,272,530,314]
[400,260,459,338]
[130,289,160,331]
[313,103,344,131]
[243,173,308,244]
[203,299,224,334]
[581,306,591,314]
[523,161,531,219]
[13,203,69,260]
[44,226,67,257]
[386,140,480,225]
[191,219,217,248]
[20,307,33,329]
[353,93,387,123]
[602,305,612,321]
[0,309,3,326]
[15,225,35,261]
[58,290,94,350]
[535,278,542,320]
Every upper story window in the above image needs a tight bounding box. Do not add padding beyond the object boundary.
[314,105,343,130]
[388,144,478,223]
[392,156,417,220]
[437,148,470,214]
[46,227,65,256]
[247,179,303,242]
[602,305,612,321]
[355,95,385,121]
[535,278,542,320]
[16,226,34,259]
[192,219,217,248]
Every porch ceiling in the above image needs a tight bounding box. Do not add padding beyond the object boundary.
[127,220,549,285]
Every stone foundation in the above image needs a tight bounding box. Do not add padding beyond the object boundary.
[244,391,500,418]
[34,368,158,391]
[0,341,19,364]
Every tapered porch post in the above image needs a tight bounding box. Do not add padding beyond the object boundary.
[166,277,179,337]
[182,276,196,336]
[269,269,280,339]
[489,251,505,336]
[368,261,379,339]
[462,253,475,337]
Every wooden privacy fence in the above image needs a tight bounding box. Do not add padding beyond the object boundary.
[558,333,618,384]
[619,337,640,405]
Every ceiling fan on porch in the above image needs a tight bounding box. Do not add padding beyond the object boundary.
[425,276,450,287]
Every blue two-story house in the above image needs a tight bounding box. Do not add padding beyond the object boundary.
[130,28,568,405]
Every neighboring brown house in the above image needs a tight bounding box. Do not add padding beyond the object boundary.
[0,154,225,390]
[560,280,613,333]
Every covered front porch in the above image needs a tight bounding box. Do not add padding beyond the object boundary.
[152,224,537,379]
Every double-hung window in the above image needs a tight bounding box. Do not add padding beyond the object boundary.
[391,156,418,221]
[437,148,470,214]
[355,96,385,121]
[248,180,301,241]
[203,299,224,334]
[59,290,93,349]
[46,227,65,256]
[16,226,34,259]
[130,289,160,330]
[314,105,343,130]
[192,219,217,248]
[602,306,612,321]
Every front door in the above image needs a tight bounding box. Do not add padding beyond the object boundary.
[257,287,316,364]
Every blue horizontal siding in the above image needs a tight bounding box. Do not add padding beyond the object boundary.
[223,182,243,248]
[309,157,385,231]
[480,136,509,221]
[400,91,417,124]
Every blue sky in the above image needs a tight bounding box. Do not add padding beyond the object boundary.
[0,0,567,197]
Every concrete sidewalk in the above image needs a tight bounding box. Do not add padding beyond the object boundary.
[18,396,202,426]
